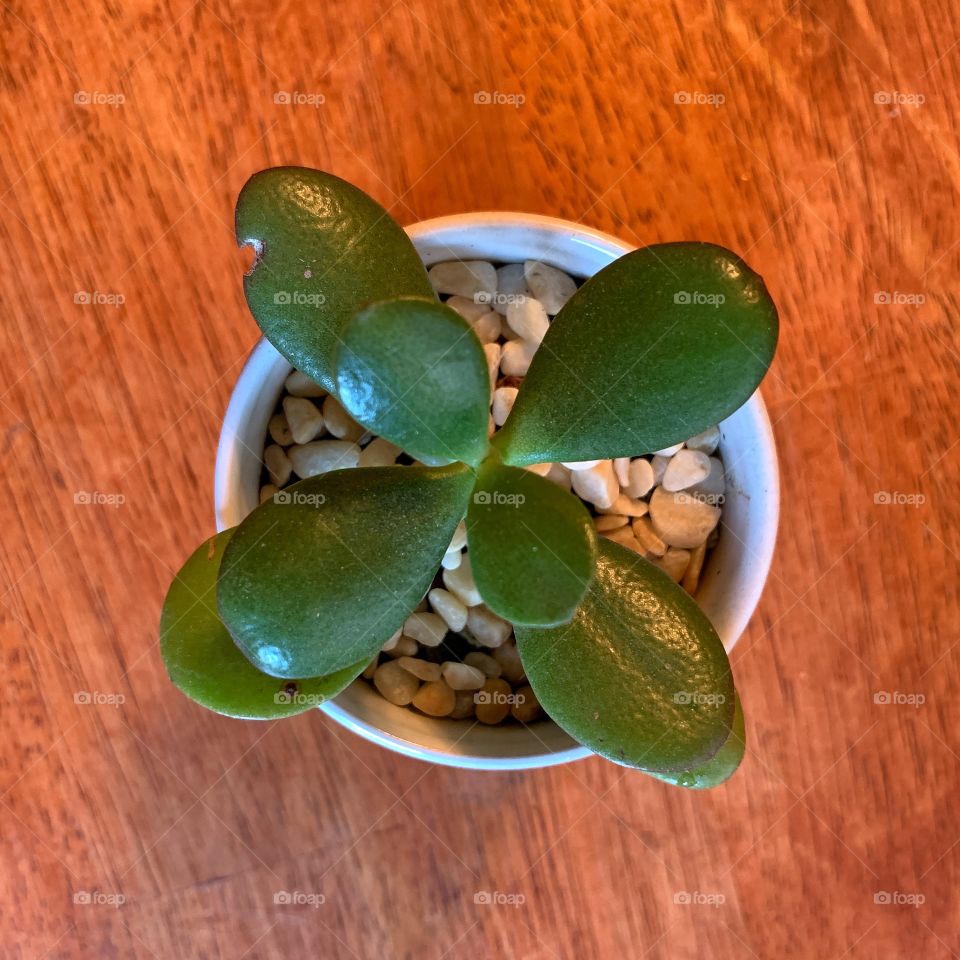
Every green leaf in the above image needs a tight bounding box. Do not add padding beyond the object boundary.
[217,464,474,678]
[335,297,490,466]
[494,243,778,465]
[649,693,745,789]
[161,530,365,719]
[514,538,734,772]
[467,460,596,625]
[236,167,435,392]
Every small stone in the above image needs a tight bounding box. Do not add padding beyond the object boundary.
[464,651,502,678]
[441,548,463,570]
[653,547,691,583]
[362,656,379,680]
[428,587,468,632]
[524,260,577,314]
[649,486,721,548]
[632,516,668,557]
[374,660,420,705]
[259,484,278,504]
[626,458,656,499]
[466,605,512,648]
[613,457,631,487]
[685,424,721,455]
[651,455,670,485]
[501,339,537,376]
[283,396,325,444]
[441,661,486,691]
[544,463,572,490]
[601,526,644,554]
[358,437,401,467]
[268,412,294,446]
[384,635,418,658]
[427,260,497,300]
[264,444,292,486]
[285,370,326,397]
[288,440,360,478]
[599,493,648,517]
[682,542,707,594]
[511,684,541,723]
[397,657,442,682]
[475,678,512,724]
[662,449,712,492]
[450,689,476,719]
[492,642,525,682]
[494,263,529,315]
[595,514,628,532]
[492,387,519,426]
[653,442,684,456]
[483,342,502,390]
[412,679,456,717]
[445,295,494,323]
[571,460,619,509]
[381,629,402,652]
[688,457,726,500]
[322,395,365,441]
[524,461,553,477]
[506,297,550,344]
[403,611,447,647]
[449,521,468,551]
[442,555,484,606]
[562,459,602,471]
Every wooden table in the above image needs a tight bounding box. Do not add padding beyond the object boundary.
[2,1,956,956]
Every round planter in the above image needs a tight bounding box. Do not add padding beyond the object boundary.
[215,212,780,771]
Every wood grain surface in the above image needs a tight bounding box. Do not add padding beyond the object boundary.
[1,1,957,957]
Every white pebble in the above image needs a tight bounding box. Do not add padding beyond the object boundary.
[268,413,294,446]
[483,343,502,390]
[288,440,360,478]
[501,340,537,376]
[466,605,512,648]
[322,395,364,441]
[653,442,684,457]
[441,661,486,691]
[283,396,325,444]
[441,548,463,570]
[524,260,577,314]
[285,370,326,397]
[685,424,721,455]
[689,457,726,498]
[506,297,550,344]
[562,459,602,471]
[649,486,721,549]
[449,520,467,551]
[544,463,572,490]
[381,629,402,652]
[570,460,619,510]
[494,263,529,315]
[264,444,292,486]
[428,587,468,632]
[442,555,483,606]
[492,387,519,426]
[626,458,655,498]
[445,295,494,323]
[403,611,447,647]
[662,449,711,492]
[651,455,670,485]
[358,437,401,467]
[428,260,497,300]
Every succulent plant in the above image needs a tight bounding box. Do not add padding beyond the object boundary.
[161,167,778,787]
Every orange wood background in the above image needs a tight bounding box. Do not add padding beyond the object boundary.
[1,1,957,957]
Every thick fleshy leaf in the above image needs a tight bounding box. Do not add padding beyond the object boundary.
[494,243,778,465]
[335,297,490,466]
[217,464,474,678]
[467,461,596,625]
[161,530,365,719]
[649,693,745,789]
[236,167,435,392]
[514,538,734,772]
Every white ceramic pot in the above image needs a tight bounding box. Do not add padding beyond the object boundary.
[214,213,779,771]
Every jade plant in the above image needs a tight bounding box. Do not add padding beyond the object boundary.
[161,167,778,788]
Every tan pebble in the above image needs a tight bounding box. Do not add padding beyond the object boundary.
[442,555,483,606]
[268,412,294,446]
[384,635,418,658]
[613,457,631,487]
[524,462,553,477]
[501,339,537,376]
[595,514,628,532]
[511,685,541,723]
[445,294,495,324]
[681,541,707,594]
[322,395,365,441]
[412,679,456,717]
[626,458,656,499]
[600,493,648,517]
[283,396,325,444]
[450,689,476,719]
[653,442,684,456]
[428,587,468,632]
[288,440,360,479]
[544,463,572,490]
[632,516,668,557]
[649,487,721,548]
[441,661,486,691]
[492,642,526,683]
[449,521,468,551]
[601,526,644,554]
[380,629,402,652]
[264,444,292,487]
[374,660,420,705]
[492,386,519,426]
[475,678,512,724]
[483,343,502,390]
[358,437,401,467]
[652,547,691,583]
[397,657,442,682]
[651,455,670,484]
[259,484,278,504]
[403,611,447,647]
[285,370,326,397]
[362,656,379,680]
[466,605,512,648]
[571,460,619,509]
[427,260,497,299]
[463,651,502,678]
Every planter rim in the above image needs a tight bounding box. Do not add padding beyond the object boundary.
[214,211,779,770]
